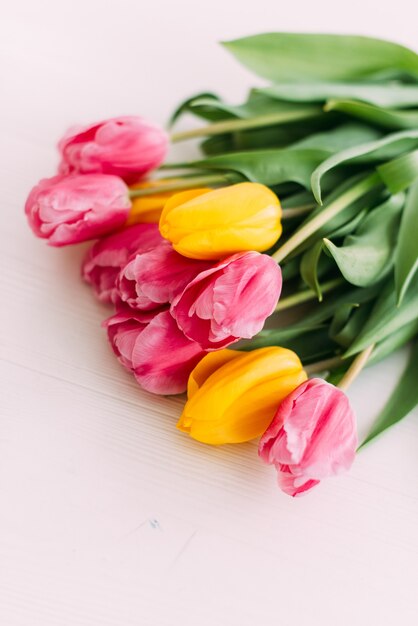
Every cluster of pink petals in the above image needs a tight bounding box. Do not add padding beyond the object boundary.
[82,223,162,303]
[171,251,282,350]
[259,378,358,497]
[25,174,131,246]
[104,308,206,395]
[58,116,168,184]
[117,241,211,312]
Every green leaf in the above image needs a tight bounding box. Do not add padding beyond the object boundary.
[186,91,305,120]
[175,148,331,188]
[169,92,229,125]
[287,174,383,258]
[244,326,338,364]
[368,319,418,365]
[311,129,418,203]
[345,273,418,356]
[377,150,418,193]
[329,302,373,347]
[325,99,418,130]
[289,123,381,152]
[222,33,418,83]
[240,323,326,349]
[395,182,418,304]
[360,339,418,448]
[299,209,368,294]
[259,82,418,108]
[300,240,325,299]
[323,194,404,287]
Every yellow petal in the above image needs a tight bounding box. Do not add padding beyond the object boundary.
[187,349,242,399]
[159,188,213,237]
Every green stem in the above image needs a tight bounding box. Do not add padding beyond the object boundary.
[305,355,344,375]
[128,174,230,197]
[281,204,316,219]
[338,344,375,391]
[170,106,322,142]
[275,277,344,312]
[271,172,380,264]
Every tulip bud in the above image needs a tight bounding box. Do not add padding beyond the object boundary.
[116,241,211,312]
[81,223,162,303]
[25,174,130,246]
[104,308,207,395]
[58,116,168,184]
[159,182,282,260]
[171,251,282,349]
[259,378,358,497]
[177,347,307,444]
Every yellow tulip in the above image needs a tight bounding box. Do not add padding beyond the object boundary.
[159,182,282,260]
[177,347,307,445]
[127,180,183,224]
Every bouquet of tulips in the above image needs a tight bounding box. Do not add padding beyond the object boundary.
[25,33,418,497]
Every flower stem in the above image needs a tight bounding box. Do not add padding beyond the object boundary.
[338,344,375,391]
[128,174,230,198]
[170,107,322,142]
[275,277,344,312]
[281,204,316,219]
[305,356,344,375]
[271,172,380,264]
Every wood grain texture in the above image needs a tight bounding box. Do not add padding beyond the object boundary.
[1,2,418,624]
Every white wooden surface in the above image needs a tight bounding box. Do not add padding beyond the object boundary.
[1,2,418,624]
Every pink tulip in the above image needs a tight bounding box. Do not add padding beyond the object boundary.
[117,241,211,312]
[259,378,357,497]
[171,251,282,349]
[25,174,131,246]
[82,223,162,303]
[104,308,206,394]
[58,116,168,183]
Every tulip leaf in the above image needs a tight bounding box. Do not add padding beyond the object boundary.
[360,339,418,448]
[246,326,338,364]
[288,176,383,259]
[368,319,418,365]
[300,208,368,295]
[395,181,418,304]
[222,33,418,83]
[323,193,404,287]
[289,123,381,153]
[259,82,418,108]
[325,99,418,130]
[241,323,327,349]
[169,92,230,125]
[178,148,331,188]
[311,129,418,203]
[301,282,382,328]
[344,273,418,356]
[377,150,418,193]
[329,302,373,347]
[188,92,307,120]
[300,240,325,299]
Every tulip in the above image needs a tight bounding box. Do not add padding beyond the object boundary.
[104,308,206,395]
[117,241,211,311]
[58,116,168,183]
[159,182,282,260]
[259,378,357,497]
[177,347,307,444]
[171,251,282,349]
[82,223,162,303]
[25,174,131,246]
[128,179,183,224]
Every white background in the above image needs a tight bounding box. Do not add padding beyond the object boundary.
[1,1,418,624]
